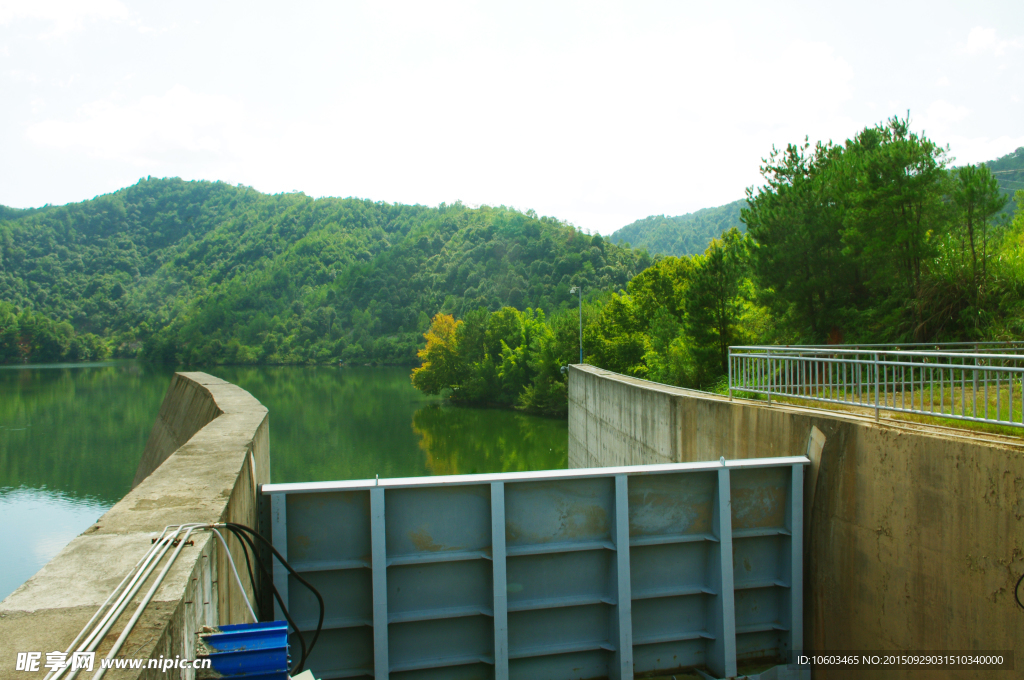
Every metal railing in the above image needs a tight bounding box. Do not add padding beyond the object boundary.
[741,341,1024,354]
[729,344,1024,429]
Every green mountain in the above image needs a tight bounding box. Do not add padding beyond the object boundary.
[0,178,651,365]
[607,199,746,257]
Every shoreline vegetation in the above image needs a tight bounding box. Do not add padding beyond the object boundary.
[1,118,1022,420]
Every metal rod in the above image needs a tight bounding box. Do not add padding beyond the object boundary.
[51,527,177,680]
[996,370,1001,423]
[941,364,946,416]
[785,357,790,396]
[985,363,990,421]
[961,361,966,417]
[728,350,733,401]
[842,361,847,403]
[91,527,201,680]
[874,353,879,422]
[973,356,979,419]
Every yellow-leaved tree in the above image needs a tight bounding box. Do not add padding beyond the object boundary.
[411,313,464,395]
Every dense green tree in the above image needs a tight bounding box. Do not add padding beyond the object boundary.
[582,256,695,378]
[684,228,751,375]
[0,302,108,363]
[626,256,693,324]
[515,317,568,417]
[588,292,647,376]
[408,306,573,417]
[743,139,860,340]
[951,164,1008,297]
[741,116,1017,343]
[838,116,950,337]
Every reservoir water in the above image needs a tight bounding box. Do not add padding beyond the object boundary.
[0,362,568,600]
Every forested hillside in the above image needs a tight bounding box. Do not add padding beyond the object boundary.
[607,199,746,257]
[0,179,650,365]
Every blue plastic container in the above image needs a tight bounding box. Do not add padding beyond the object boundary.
[198,621,289,680]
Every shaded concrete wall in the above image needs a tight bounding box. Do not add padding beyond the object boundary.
[132,374,225,488]
[1,373,269,680]
[569,364,1024,680]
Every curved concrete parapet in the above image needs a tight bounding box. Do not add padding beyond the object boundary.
[568,364,1024,678]
[132,373,226,488]
[1,372,269,680]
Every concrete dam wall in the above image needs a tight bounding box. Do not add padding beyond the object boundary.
[568,364,1024,679]
[0,372,269,680]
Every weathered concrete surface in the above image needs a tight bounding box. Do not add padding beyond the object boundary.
[133,373,225,488]
[0,372,268,680]
[569,364,1024,680]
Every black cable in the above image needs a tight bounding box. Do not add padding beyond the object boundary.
[227,526,266,619]
[225,524,318,673]
[226,526,306,672]
[222,525,308,673]
[226,523,325,660]
[1016,571,1024,611]
[230,526,259,614]
[224,523,325,673]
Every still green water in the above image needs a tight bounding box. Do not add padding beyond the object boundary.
[0,362,568,600]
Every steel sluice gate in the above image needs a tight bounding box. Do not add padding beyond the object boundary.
[262,456,808,680]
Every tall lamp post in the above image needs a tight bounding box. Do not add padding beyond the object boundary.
[570,285,582,364]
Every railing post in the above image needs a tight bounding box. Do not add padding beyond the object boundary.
[728,348,734,401]
[973,353,979,419]
[874,352,880,422]
[767,348,772,406]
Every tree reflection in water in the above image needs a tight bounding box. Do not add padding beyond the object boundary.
[412,403,567,476]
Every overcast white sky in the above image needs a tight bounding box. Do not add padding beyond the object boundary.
[1,1,1022,234]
